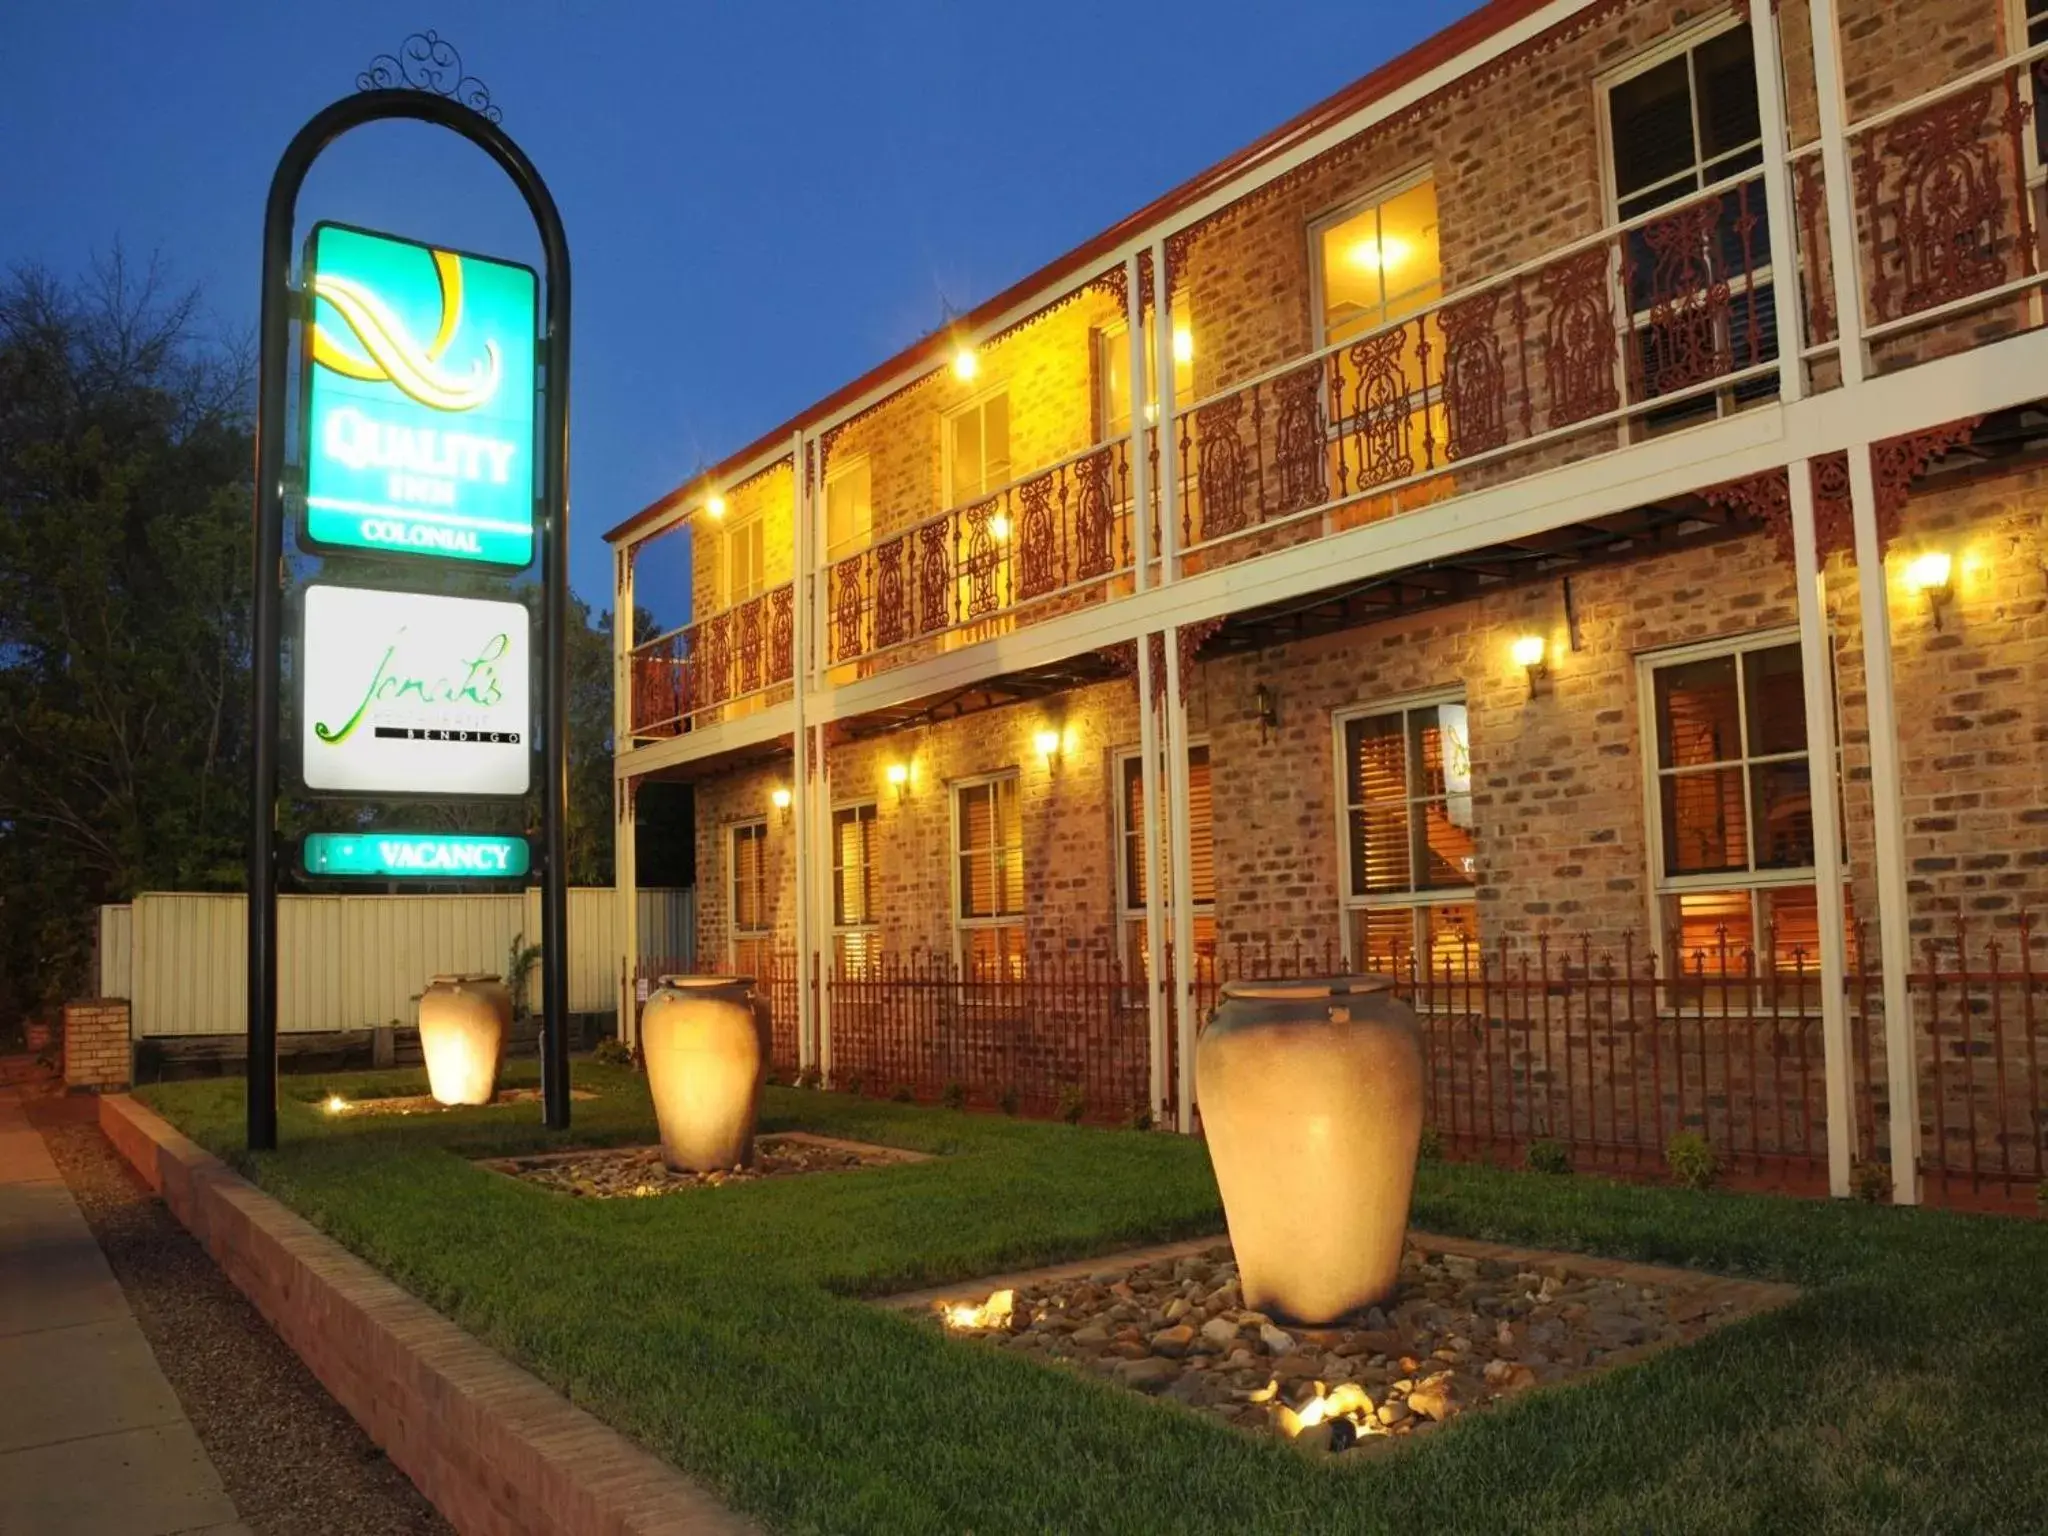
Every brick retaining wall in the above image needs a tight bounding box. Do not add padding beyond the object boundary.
[98,1093,755,1536]
[63,999,130,1090]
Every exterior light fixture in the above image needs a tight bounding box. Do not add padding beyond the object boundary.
[324,1094,348,1115]
[771,786,792,825]
[989,513,1012,541]
[1173,325,1194,365]
[1511,632,1547,696]
[1905,549,1954,628]
[705,493,727,519]
[951,346,978,383]
[1034,728,1062,764]
[886,761,910,802]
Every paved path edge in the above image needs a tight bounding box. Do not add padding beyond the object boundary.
[98,1093,758,1536]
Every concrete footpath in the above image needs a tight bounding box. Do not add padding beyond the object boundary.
[0,1083,248,1536]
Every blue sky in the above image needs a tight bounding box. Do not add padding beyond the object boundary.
[1,1,1470,625]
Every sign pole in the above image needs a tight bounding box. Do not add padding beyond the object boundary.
[248,39,572,1149]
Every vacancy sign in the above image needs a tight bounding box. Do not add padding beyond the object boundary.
[302,223,538,567]
[301,584,530,797]
[301,832,529,879]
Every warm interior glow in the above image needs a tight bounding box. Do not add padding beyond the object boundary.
[1906,549,1953,593]
[1511,633,1547,669]
[951,346,978,382]
[940,1288,1015,1330]
[1346,234,1411,273]
[989,513,1012,541]
[324,1094,348,1114]
[704,493,727,519]
[771,787,792,810]
[1034,729,1061,759]
[1172,325,1194,365]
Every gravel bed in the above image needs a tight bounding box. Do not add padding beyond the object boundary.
[41,1120,451,1536]
[478,1134,905,1197]
[926,1240,1783,1453]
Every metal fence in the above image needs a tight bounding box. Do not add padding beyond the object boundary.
[694,916,2045,1208]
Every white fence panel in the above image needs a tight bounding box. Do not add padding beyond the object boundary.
[120,888,691,1036]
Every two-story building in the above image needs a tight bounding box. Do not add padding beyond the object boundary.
[607,0,2048,1209]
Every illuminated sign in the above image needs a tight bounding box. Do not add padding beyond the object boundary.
[302,832,529,879]
[302,223,537,567]
[300,584,530,797]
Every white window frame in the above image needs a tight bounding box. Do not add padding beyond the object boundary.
[949,769,1024,970]
[940,384,1012,511]
[1595,15,1775,423]
[1113,740,1214,971]
[1634,627,1816,970]
[1331,688,1478,973]
[728,818,770,971]
[1306,164,1440,354]
[823,452,873,563]
[720,513,765,611]
[829,799,880,973]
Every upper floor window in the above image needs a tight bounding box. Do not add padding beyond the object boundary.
[831,801,879,976]
[721,514,764,609]
[1116,744,1215,974]
[954,772,1023,974]
[1641,633,1826,972]
[1095,316,1196,441]
[729,819,770,974]
[824,455,872,563]
[1606,26,1762,222]
[1312,175,1442,349]
[944,389,1011,508]
[1337,694,1475,977]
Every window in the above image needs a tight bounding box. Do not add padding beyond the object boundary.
[1337,695,1476,977]
[1095,316,1196,441]
[729,820,770,975]
[721,515,764,609]
[1313,176,1443,349]
[944,389,1012,508]
[1642,634,1829,973]
[824,455,872,562]
[1116,744,1216,975]
[2013,0,2048,233]
[831,802,879,976]
[1603,24,1775,417]
[954,773,1023,975]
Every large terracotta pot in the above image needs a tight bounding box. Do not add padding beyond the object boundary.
[1196,975,1423,1325]
[418,973,511,1107]
[641,976,770,1171]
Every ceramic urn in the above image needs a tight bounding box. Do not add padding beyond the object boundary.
[640,975,771,1171]
[1195,975,1424,1324]
[418,973,512,1107]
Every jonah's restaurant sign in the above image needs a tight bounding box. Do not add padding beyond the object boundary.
[302,223,537,568]
[300,584,530,797]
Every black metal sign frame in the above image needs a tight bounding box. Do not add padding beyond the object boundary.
[248,52,572,1149]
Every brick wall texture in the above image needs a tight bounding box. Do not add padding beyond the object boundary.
[62,1000,130,1090]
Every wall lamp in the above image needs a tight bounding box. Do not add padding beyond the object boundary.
[705,492,727,520]
[951,345,978,383]
[1905,549,1954,629]
[1255,684,1280,744]
[770,786,792,826]
[1034,729,1063,769]
[1511,633,1548,697]
[886,762,910,803]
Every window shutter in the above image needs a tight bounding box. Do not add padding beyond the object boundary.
[1188,748,1215,906]
[1347,717,1412,895]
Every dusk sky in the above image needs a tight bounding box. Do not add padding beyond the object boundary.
[2,1,1469,625]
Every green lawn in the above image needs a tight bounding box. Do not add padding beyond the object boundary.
[142,1064,2048,1535]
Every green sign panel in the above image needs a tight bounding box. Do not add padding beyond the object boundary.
[302,223,537,567]
[301,832,530,880]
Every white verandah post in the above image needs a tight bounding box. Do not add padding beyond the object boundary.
[790,429,817,1074]
[613,543,641,1048]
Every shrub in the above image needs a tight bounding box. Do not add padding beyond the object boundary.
[1852,1159,1892,1203]
[591,1037,634,1069]
[998,1085,1021,1116]
[843,1074,864,1098]
[1526,1139,1573,1176]
[1417,1126,1443,1163]
[795,1065,821,1090]
[940,1081,966,1111]
[890,1083,915,1104]
[1125,1107,1154,1132]
[1057,1084,1087,1125]
[1664,1131,1718,1190]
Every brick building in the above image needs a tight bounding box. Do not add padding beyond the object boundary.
[608,0,2048,1207]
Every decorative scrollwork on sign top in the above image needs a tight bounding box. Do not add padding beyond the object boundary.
[357,31,502,123]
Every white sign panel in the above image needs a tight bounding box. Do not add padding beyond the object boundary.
[301,584,530,797]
